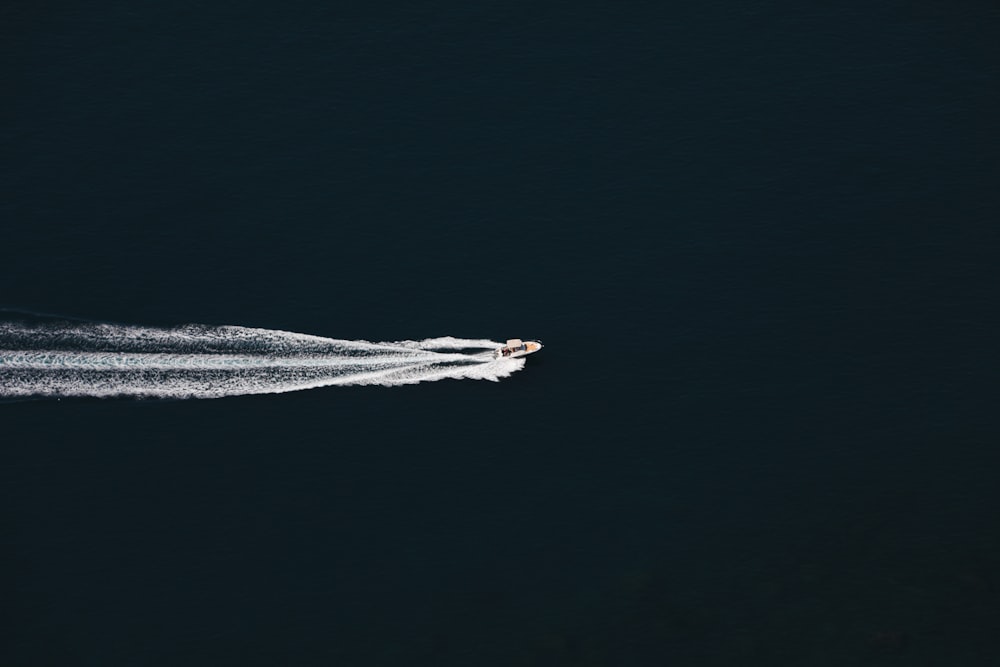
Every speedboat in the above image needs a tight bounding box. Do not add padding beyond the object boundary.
[495,338,543,359]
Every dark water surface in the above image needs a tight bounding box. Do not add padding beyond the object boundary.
[3,3,999,664]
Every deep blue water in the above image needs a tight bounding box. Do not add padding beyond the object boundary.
[3,2,999,664]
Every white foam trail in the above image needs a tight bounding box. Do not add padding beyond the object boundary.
[0,319,526,399]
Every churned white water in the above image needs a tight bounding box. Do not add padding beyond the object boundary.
[0,319,524,399]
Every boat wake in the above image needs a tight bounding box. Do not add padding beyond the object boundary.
[0,313,525,399]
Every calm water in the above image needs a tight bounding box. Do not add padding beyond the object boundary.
[3,3,999,664]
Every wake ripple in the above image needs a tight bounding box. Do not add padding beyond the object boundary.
[0,316,525,399]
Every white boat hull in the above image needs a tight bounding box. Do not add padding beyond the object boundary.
[495,339,543,359]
